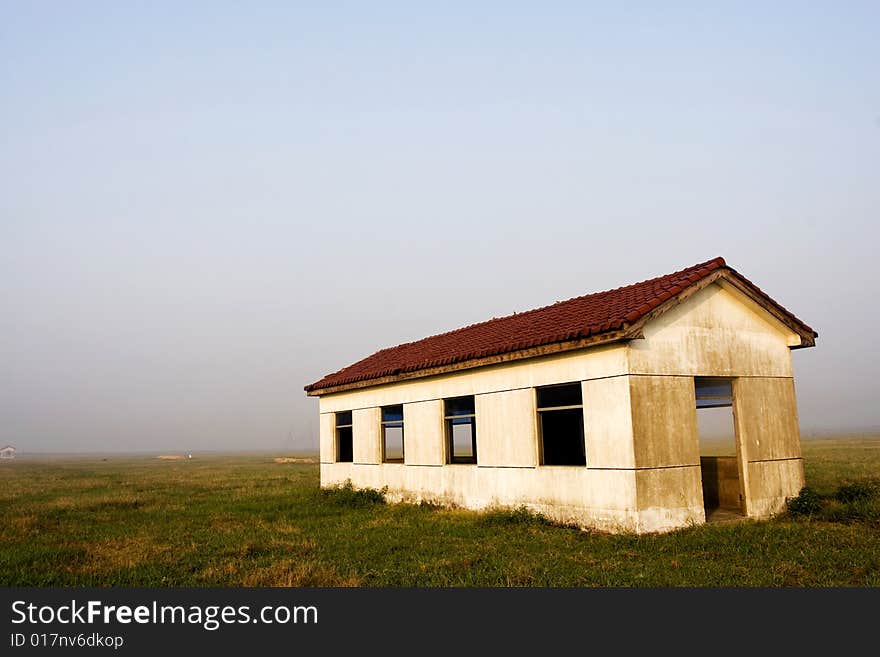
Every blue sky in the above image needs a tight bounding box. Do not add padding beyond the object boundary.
[2,2,878,451]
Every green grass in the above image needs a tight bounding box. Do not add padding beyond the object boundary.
[1,438,879,587]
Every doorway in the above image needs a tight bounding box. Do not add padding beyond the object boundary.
[694,377,744,521]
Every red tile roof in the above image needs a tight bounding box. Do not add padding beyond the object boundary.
[305,257,816,393]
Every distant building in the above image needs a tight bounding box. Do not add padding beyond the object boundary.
[305,257,817,534]
[0,446,16,460]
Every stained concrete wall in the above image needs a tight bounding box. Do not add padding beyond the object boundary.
[634,467,705,533]
[582,377,634,468]
[319,412,335,464]
[624,283,805,526]
[322,462,641,532]
[351,407,381,465]
[733,377,804,516]
[628,375,705,530]
[475,389,537,468]
[402,400,444,466]
[628,283,799,377]
[315,281,807,533]
[630,376,700,468]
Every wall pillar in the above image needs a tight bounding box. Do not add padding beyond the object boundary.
[319,412,335,464]
[628,375,705,532]
[352,407,382,465]
[403,400,444,466]
[732,377,804,517]
[474,389,538,467]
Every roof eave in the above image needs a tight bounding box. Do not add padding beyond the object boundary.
[305,327,638,396]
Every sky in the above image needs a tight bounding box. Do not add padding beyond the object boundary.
[2,2,878,453]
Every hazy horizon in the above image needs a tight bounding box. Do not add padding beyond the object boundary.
[3,3,878,453]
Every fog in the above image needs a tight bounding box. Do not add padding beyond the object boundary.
[2,4,878,452]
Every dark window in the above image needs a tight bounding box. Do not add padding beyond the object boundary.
[335,411,353,462]
[445,396,476,464]
[537,383,585,466]
[694,377,733,409]
[381,405,404,463]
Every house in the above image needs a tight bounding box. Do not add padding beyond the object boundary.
[304,257,817,533]
[0,446,15,460]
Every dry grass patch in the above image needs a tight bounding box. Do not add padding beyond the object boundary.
[241,560,361,587]
[0,513,39,535]
[75,536,175,575]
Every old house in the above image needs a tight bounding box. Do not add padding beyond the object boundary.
[0,446,16,460]
[305,257,816,533]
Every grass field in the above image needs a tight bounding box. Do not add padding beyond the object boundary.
[1,437,879,587]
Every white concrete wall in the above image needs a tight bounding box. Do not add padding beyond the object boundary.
[628,375,705,530]
[733,377,805,517]
[319,412,335,464]
[628,283,798,377]
[403,400,444,466]
[322,461,641,532]
[351,407,381,465]
[582,377,634,469]
[474,389,538,467]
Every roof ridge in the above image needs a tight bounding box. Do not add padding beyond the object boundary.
[366,256,727,354]
[305,255,793,393]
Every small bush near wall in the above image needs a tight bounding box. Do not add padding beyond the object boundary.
[320,480,387,508]
[835,481,877,504]
[480,505,552,527]
[787,487,823,516]
[786,481,880,525]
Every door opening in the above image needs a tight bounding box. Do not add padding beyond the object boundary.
[695,377,744,521]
